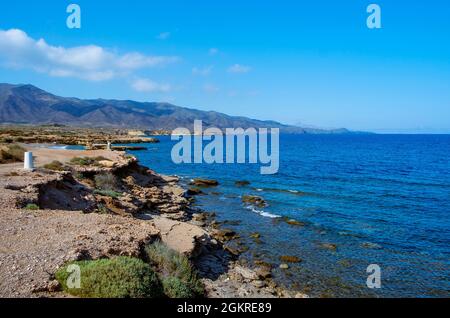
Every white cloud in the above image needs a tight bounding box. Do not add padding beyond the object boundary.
[0,28,178,81]
[157,32,171,40]
[203,83,219,93]
[192,66,213,76]
[209,48,219,55]
[227,64,251,74]
[131,78,171,93]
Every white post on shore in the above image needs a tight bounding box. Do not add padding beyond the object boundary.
[107,141,112,151]
[24,152,34,171]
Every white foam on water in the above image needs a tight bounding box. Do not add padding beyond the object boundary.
[246,205,281,219]
[48,145,69,150]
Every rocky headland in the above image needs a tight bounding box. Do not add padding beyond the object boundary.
[0,146,306,298]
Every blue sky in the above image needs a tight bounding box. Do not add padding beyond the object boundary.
[0,0,449,133]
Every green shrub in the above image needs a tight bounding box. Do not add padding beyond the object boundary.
[95,203,109,214]
[94,173,118,191]
[145,241,204,298]
[55,257,163,298]
[162,277,197,298]
[70,157,95,166]
[73,172,87,180]
[93,189,123,198]
[43,160,67,171]
[0,144,26,163]
[25,203,39,210]
[93,156,108,162]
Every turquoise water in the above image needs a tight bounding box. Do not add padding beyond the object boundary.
[125,134,449,297]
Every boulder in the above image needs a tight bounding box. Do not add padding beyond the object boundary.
[152,216,208,257]
[242,195,267,208]
[187,187,204,196]
[98,160,116,168]
[190,179,219,187]
[212,229,238,242]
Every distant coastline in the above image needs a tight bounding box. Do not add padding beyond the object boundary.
[0,83,358,134]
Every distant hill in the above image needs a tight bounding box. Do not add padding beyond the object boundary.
[0,83,352,134]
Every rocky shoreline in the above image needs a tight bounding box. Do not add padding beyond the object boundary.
[0,146,307,298]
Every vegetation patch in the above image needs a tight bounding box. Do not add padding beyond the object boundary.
[0,144,26,164]
[145,241,204,298]
[93,189,123,199]
[279,255,302,263]
[55,257,163,298]
[94,172,119,191]
[43,160,67,171]
[95,203,109,214]
[70,156,108,167]
[24,203,40,210]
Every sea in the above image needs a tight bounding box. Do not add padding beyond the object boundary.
[117,134,450,297]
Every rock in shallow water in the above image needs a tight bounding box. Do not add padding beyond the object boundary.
[190,179,219,187]
[279,263,289,270]
[280,255,302,263]
[242,195,267,208]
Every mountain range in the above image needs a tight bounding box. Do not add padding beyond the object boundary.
[0,83,351,134]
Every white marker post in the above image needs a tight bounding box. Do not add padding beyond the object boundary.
[24,152,34,171]
[107,142,112,151]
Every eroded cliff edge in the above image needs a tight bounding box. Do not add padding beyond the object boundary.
[0,147,306,298]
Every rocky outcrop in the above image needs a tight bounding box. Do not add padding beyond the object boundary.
[242,195,267,208]
[152,216,209,258]
[0,147,309,298]
[190,179,219,187]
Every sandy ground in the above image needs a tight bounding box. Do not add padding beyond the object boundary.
[25,146,124,166]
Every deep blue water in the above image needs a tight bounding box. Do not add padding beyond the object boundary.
[125,134,450,298]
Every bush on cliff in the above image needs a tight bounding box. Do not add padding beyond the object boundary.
[0,144,26,164]
[43,160,67,171]
[70,156,108,167]
[94,172,118,191]
[162,276,197,298]
[93,189,123,199]
[55,257,163,298]
[145,241,204,298]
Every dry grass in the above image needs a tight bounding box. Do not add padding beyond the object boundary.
[0,144,26,164]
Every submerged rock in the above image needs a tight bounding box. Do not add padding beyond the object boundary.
[285,219,305,226]
[235,180,251,187]
[280,255,302,263]
[221,220,242,226]
[361,242,382,249]
[320,243,338,251]
[212,229,239,242]
[279,263,289,270]
[187,187,204,196]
